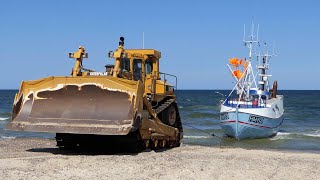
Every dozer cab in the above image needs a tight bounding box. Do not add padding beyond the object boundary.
[7,37,183,151]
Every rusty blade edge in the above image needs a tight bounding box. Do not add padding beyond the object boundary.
[26,117,133,123]
[10,122,133,129]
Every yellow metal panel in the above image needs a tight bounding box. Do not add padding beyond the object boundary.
[125,49,161,59]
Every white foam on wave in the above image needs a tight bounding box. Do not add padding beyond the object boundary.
[0,117,9,121]
[270,132,293,140]
[303,133,320,137]
[277,132,291,136]
[184,135,213,139]
[270,131,320,140]
[0,136,16,139]
[215,91,226,97]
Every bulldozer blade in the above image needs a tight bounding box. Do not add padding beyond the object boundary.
[7,76,142,135]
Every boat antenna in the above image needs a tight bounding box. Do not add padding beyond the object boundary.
[272,40,276,56]
[142,32,145,49]
[242,22,260,97]
[243,24,246,44]
[243,23,259,62]
[257,24,260,43]
[251,22,254,40]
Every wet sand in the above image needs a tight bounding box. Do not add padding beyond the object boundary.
[0,138,319,180]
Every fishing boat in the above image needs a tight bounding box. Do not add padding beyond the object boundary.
[220,26,284,140]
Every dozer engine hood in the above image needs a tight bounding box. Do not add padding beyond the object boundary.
[7,76,144,135]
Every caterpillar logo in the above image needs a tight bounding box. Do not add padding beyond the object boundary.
[89,72,108,76]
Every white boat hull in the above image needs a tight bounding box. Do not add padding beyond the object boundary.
[220,95,284,140]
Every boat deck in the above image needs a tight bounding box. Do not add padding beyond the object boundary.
[224,99,266,108]
[224,95,283,109]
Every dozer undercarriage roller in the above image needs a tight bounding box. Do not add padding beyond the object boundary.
[158,102,183,147]
[140,98,183,149]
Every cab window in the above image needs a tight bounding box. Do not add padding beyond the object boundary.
[120,58,130,72]
[133,59,142,81]
[145,60,153,75]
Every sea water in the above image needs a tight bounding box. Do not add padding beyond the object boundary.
[1,90,320,151]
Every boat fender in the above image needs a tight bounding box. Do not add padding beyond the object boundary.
[272,81,278,98]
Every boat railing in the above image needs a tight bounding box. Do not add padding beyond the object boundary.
[224,97,266,108]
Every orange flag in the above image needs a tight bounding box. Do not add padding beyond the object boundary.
[229,58,239,67]
[232,70,243,79]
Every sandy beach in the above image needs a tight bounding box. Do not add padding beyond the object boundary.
[0,138,319,180]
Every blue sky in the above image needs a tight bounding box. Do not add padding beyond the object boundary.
[0,0,319,90]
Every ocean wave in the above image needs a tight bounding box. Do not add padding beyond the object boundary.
[277,132,291,136]
[270,131,320,140]
[189,112,219,119]
[270,132,293,140]
[0,117,9,121]
[303,133,320,137]
[215,91,226,97]
[184,135,213,139]
[0,136,16,139]
[182,105,219,113]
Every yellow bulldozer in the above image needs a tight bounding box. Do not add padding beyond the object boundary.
[7,37,183,152]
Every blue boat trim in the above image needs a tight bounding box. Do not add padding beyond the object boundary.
[220,118,284,129]
[220,111,284,139]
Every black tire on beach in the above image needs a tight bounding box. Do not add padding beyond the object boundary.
[123,131,146,153]
[159,103,183,148]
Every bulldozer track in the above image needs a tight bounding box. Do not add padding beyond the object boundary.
[155,98,176,114]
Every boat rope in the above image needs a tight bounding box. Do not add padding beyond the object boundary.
[182,122,216,137]
[182,122,239,143]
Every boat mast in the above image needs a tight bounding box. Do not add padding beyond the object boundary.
[258,43,273,92]
[243,23,259,99]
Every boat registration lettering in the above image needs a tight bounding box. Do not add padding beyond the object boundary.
[249,115,264,124]
[220,113,229,120]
